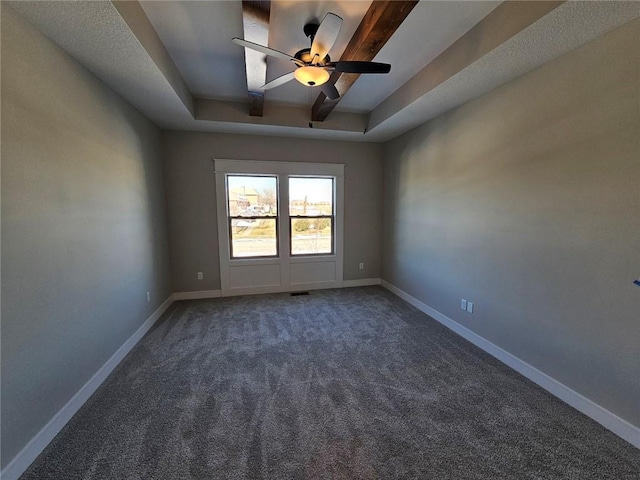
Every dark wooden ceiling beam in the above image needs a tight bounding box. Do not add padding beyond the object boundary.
[311,0,418,122]
[241,1,271,116]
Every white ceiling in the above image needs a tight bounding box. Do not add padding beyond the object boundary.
[137,1,501,112]
[7,1,640,142]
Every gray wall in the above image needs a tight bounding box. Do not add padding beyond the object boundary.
[382,18,640,427]
[162,131,383,292]
[1,7,172,466]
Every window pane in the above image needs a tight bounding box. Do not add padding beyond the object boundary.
[289,177,333,216]
[231,218,277,258]
[291,218,332,255]
[228,175,277,217]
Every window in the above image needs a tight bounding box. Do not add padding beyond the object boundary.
[225,175,335,258]
[215,159,344,294]
[227,175,278,258]
[289,177,334,256]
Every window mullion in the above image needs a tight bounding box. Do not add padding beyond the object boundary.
[279,175,290,261]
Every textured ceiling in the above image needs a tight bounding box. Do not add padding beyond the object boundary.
[139,1,246,101]
[6,1,640,142]
[5,0,194,127]
[368,0,640,141]
[336,1,500,113]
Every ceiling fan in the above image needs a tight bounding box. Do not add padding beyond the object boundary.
[232,12,391,100]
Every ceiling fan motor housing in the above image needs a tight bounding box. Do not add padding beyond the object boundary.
[294,48,330,66]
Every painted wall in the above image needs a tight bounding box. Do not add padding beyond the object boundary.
[1,7,172,466]
[162,131,383,292]
[382,19,640,427]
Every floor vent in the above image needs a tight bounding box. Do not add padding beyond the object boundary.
[291,291,310,296]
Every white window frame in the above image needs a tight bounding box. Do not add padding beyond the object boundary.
[214,159,344,295]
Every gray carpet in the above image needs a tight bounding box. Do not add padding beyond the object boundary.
[21,287,640,479]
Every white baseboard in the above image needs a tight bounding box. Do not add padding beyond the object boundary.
[173,289,222,300]
[343,278,381,287]
[1,295,175,480]
[380,280,640,449]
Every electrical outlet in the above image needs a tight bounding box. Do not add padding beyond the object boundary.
[197,272,203,280]
[467,301,474,313]
[359,262,364,270]
[461,299,467,310]
[146,291,150,302]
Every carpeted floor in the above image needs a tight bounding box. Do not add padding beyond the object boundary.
[21,287,639,479]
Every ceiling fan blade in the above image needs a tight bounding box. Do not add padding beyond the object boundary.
[320,82,340,100]
[328,61,391,74]
[232,37,295,62]
[310,13,342,64]
[261,72,296,90]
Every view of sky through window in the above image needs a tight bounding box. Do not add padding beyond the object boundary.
[227,175,275,193]
[289,177,333,203]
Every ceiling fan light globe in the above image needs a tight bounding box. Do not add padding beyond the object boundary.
[294,66,330,87]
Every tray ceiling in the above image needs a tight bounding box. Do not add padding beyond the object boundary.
[6,1,639,142]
